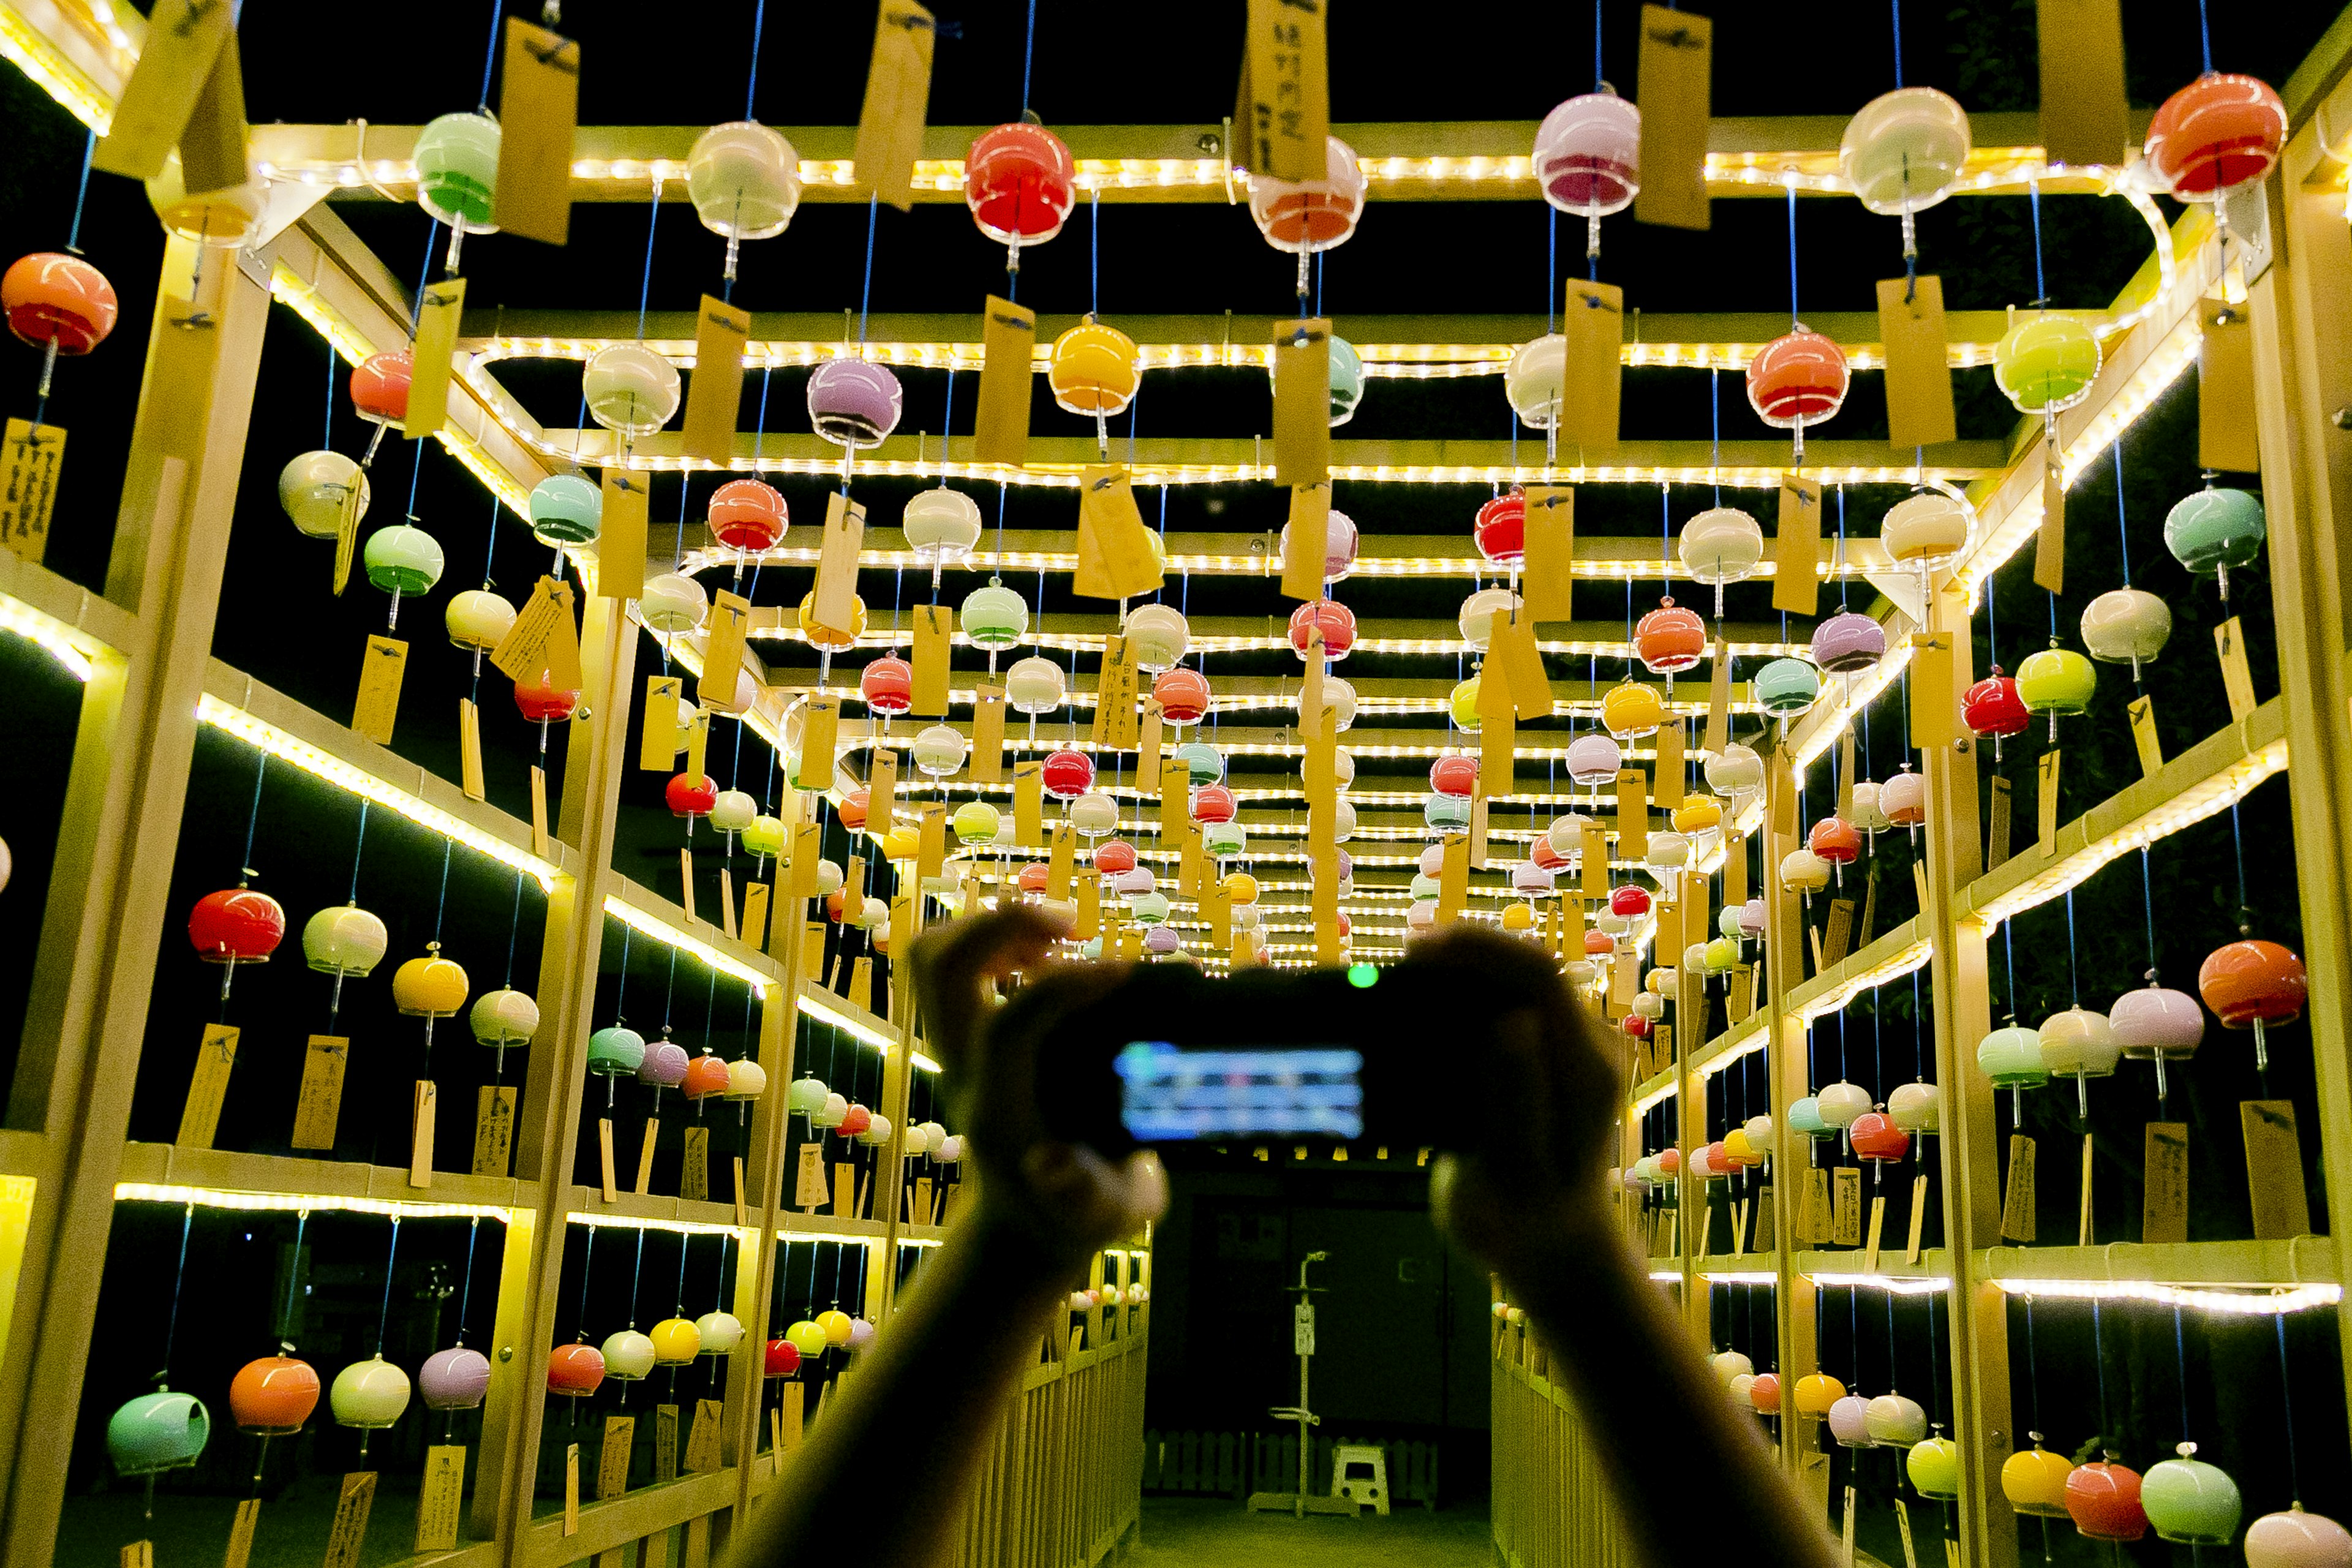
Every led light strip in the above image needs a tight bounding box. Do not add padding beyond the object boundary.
[1811,1270,1955,1295]
[800,989,942,1074]
[564,1210,748,1239]
[754,628,1807,662]
[601,893,773,991]
[117,1182,512,1221]
[0,4,117,132]
[197,693,564,891]
[0,594,98,682]
[1986,1276,2341,1314]
[680,545,1877,585]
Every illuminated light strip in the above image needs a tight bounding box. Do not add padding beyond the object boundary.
[117,1182,511,1221]
[1697,1270,1781,1286]
[1986,1277,2341,1314]
[1967,737,2288,929]
[0,4,116,132]
[682,544,1876,585]
[757,628,1806,662]
[198,693,564,891]
[0,593,97,681]
[565,1210,747,1238]
[1811,1271,1955,1295]
[800,989,942,1074]
[601,893,774,992]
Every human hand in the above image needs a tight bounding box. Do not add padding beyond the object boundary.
[910,907,1168,1281]
[1420,928,1632,1295]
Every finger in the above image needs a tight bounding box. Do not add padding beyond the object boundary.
[909,905,1074,1068]
[962,960,1136,1153]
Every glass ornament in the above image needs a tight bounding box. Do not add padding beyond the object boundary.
[1747,328,1849,459]
[952,800,1001,845]
[1566,734,1622,788]
[904,488,984,587]
[1993,307,2101,417]
[1153,668,1211,725]
[1534,88,1640,260]
[351,351,412,429]
[1069,791,1120,837]
[2079,587,2172,677]
[1838,88,1970,260]
[910,725,968,777]
[1908,1435,1962,1501]
[446,587,515,653]
[413,111,501,241]
[1430,754,1478,799]
[1705,744,1765,797]
[303,903,389,977]
[470,987,539,1049]
[1811,609,1885,674]
[1287,599,1356,661]
[1042,747,1095,801]
[1752,658,1821,718]
[143,153,266,249]
[2145,74,2287,200]
[1246,134,1366,296]
[1678,506,1765,617]
[1282,507,1359,583]
[808,358,902,449]
[1962,668,2029,760]
[965,121,1077,261]
[190,886,287,965]
[1880,487,1972,587]
[1327,337,1365,425]
[1005,655,1067,715]
[860,655,913,715]
[2015,644,2096,740]
[796,590,867,652]
[1124,603,1190,671]
[601,1330,656,1381]
[1048,319,1140,417]
[707,477,787,554]
[2142,1444,2242,1545]
[1458,586,1522,652]
[1504,336,1567,431]
[229,1356,320,1435]
[2245,1506,2352,1568]
[1312,675,1359,733]
[2163,485,2265,601]
[1175,741,1224,788]
[1978,1022,2049,1091]
[687,121,801,282]
[529,473,605,546]
[1864,1392,1927,1447]
[2198,937,2306,1072]
[2065,1456,2149,1542]
[960,579,1030,651]
[640,571,710,635]
[280,451,370,540]
[3,251,118,356]
[589,1025,647,1077]
[330,1355,412,1430]
[1448,676,1483,732]
[1474,488,1527,567]
[107,1389,209,1476]
[1888,1080,1940,1133]
[582,344,681,439]
[1634,598,1705,674]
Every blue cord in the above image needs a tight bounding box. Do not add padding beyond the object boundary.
[2198,0,2214,74]
[1019,0,1039,115]
[1594,0,1604,89]
[2029,181,2046,304]
[2275,1313,2303,1502]
[1090,187,1100,316]
[1547,208,1558,334]
[2064,889,2079,1006]
[1786,185,1800,325]
[2141,848,2159,972]
[2114,442,2132,585]
[1890,0,1904,88]
[240,752,266,872]
[745,0,767,119]
[858,193,879,343]
[637,183,662,340]
[347,802,369,902]
[66,127,94,252]
[477,0,502,111]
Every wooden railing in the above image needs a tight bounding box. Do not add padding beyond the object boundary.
[1491,1324,1643,1568]
[957,1322,1149,1568]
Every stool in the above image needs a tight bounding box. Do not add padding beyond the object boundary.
[1329,1443,1389,1515]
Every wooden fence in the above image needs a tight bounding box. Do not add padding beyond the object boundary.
[1491,1322,1642,1568]
[957,1322,1149,1568]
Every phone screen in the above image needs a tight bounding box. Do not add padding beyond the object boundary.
[1114,1040,1364,1141]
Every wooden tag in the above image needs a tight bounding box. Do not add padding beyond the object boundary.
[454,697,487,801]
[1835,731,1856,820]
[1271,320,1333,485]
[682,1126,710,1202]
[634,1115,660,1195]
[686,1398,726,1473]
[1907,1173,1929,1263]
[742,880,770,948]
[410,1080,437,1188]
[563,1444,579,1535]
[1205,880,1232,951]
[1823,900,1855,967]
[849,956,872,1014]
[655,1404,679,1482]
[598,1416,635,1499]
[916,801,947,881]
[1656,720,1686,808]
[1768,745,1798,837]
[1614,769,1649,861]
[1832,1167,1863,1246]
[1805,1167,1833,1244]
[2242,1101,2312,1239]
[684,296,752,464]
[796,1144,827,1208]
[2035,453,2067,595]
[869,747,899,831]
[598,1118,619,1202]
[290,1035,348,1151]
[1724,831,1746,905]
[811,492,868,640]
[1772,475,1823,614]
[414,1446,465,1553]
[636,676,681,773]
[460,1084,514,1178]
[0,418,66,562]
[1986,775,2013,871]
[1877,276,1958,450]
[1093,634,1140,747]
[224,1502,260,1568]
[1238,0,1329,182]
[1046,820,1076,899]
[176,28,247,197]
[120,1542,153,1568]
[1159,756,1191,839]
[679,848,697,922]
[795,696,839,791]
[1076,870,1101,937]
[1581,820,1610,899]
[404,278,466,440]
[1480,699,1516,797]
[733,1154,750,1227]
[1469,793,1491,869]
[1282,483,1331,600]
[832,1163,856,1217]
[176,1023,238,1149]
[2037,0,2128,168]
[322,1471,376,1568]
[973,296,1037,466]
[1178,823,1204,895]
[970,687,1006,783]
[1703,637,1731,755]
[1076,469,1163,599]
[1560,282,1624,449]
[1520,486,1577,628]
[1137,697,1165,780]
[1007,758,1044,849]
[1894,1498,1919,1568]
[2142,1122,2188,1243]
[2037,749,2062,858]
[854,0,935,208]
[701,590,753,713]
[1438,835,1469,924]
[493,18,580,244]
[490,576,581,691]
[352,636,409,746]
[1634,4,1711,230]
[1999,1134,2037,1242]
[1909,633,1961,748]
[92,0,235,179]
[2128,695,2164,777]
[778,1382,806,1453]
[1754,1184,1776,1252]
[1490,609,1554,720]
[1864,1194,1887,1272]
[786,821,822,902]
[910,605,953,716]
[2199,296,2260,472]
[2081,1131,2097,1246]
[2215,617,2258,720]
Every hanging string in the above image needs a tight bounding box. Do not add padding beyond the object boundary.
[159,1204,195,1382]
[375,1218,402,1352]
[744,0,768,120]
[323,336,338,449]
[1090,187,1101,317]
[1709,369,1722,507]
[1547,208,1558,336]
[431,839,455,944]
[279,1213,310,1348]
[2027,179,2046,304]
[1890,0,1904,87]
[2113,443,2132,586]
[575,1227,597,1335]
[2230,801,2250,918]
[2274,1312,2304,1504]
[1593,0,1603,89]
[347,804,370,901]
[503,869,527,987]
[2140,847,2160,974]
[456,1216,481,1343]
[477,0,503,111]
[2197,0,2214,75]
[1836,485,1849,608]
[241,751,269,875]
[2172,1305,2193,1436]
[2089,1298,2111,1439]
[66,127,96,253]
[1785,184,1800,326]
[637,183,663,341]
[857,194,880,346]
[1019,0,1039,116]
[2064,890,2081,1006]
